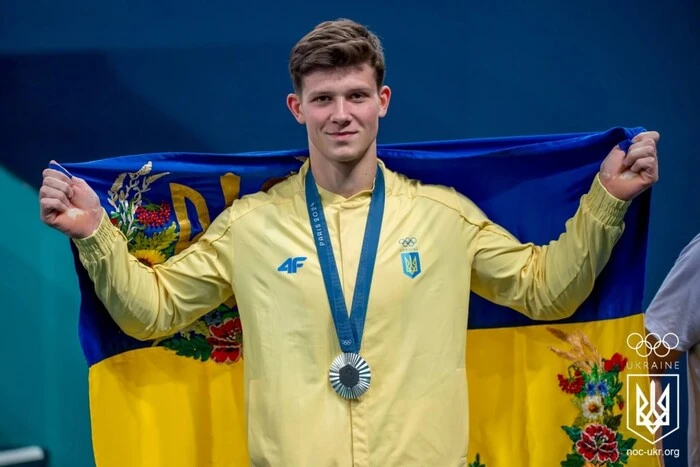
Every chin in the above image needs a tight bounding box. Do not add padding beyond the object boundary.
[326,146,371,164]
[331,153,365,163]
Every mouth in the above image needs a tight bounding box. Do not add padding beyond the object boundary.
[327,131,357,140]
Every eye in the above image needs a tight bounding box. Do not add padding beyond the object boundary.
[350,92,368,101]
[312,95,331,103]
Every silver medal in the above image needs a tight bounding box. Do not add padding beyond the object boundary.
[329,352,372,399]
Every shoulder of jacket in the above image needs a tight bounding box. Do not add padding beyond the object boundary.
[387,169,462,214]
[387,168,488,228]
[229,172,301,223]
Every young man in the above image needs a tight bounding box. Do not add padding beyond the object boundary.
[40,19,659,466]
[646,233,700,467]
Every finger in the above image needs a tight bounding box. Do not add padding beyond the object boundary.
[42,168,72,185]
[629,156,657,174]
[40,197,68,217]
[43,176,74,199]
[627,138,656,153]
[39,185,71,208]
[624,145,656,167]
[632,130,660,144]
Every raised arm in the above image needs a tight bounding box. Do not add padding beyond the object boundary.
[40,164,234,340]
[469,131,659,320]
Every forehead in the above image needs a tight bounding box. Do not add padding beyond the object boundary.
[301,64,376,94]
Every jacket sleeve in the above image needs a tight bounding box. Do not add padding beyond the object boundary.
[466,175,629,320]
[73,207,235,340]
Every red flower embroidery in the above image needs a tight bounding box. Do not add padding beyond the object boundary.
[576,424,620,463]
[558,369,585,394]
[604,353,628,373]
[207,317,243,363]
[136,202,171,228]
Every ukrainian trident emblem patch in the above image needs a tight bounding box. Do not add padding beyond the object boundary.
[401,252,421,279]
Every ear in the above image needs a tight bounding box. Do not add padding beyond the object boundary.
[378,85,391,118]
[286,93,305,124]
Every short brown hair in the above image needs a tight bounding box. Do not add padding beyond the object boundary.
[289,19,386,93]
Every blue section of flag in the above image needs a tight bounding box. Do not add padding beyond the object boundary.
[63,126,650,366]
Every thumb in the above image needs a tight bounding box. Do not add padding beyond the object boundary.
[69,177,102,209]
[602,145,626,170]
[71,176,97,195]
[72,176,89,187]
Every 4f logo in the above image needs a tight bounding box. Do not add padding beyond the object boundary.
[626,374,679,444]
[278,257,307,274]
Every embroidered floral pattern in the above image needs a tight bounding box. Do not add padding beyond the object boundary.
[135,201,172,228]
[576,424,620,464]
[547,328,636,467]
[468,453,486,467]
[559,369,585,394]
[131,249,166,267]
[207,317,243,363]
[107,163,243,364]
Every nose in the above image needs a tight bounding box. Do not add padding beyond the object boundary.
[330,98,350,125]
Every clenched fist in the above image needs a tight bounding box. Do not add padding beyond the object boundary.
[599,131,660,201]
[40,161,104,239]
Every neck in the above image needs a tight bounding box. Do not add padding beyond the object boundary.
[309,152,377,198]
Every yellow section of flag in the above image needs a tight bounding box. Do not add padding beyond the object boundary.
[466,313,661,466]
[89,347,249,467]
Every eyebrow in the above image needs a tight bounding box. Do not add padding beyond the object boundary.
[307,87,374,99]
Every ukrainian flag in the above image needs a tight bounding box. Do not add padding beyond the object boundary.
[63,127,658,466]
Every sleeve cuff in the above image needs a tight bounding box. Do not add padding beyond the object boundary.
[583,174,630,225]
[72,212,124,261]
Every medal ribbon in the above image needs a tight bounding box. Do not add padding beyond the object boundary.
[305,164,385,354]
